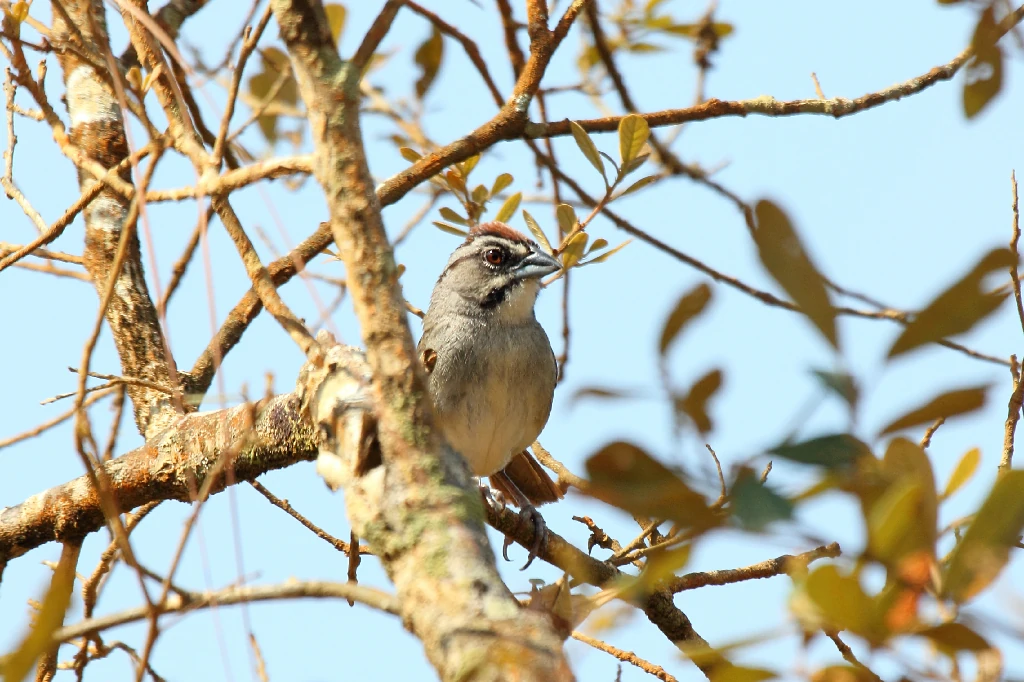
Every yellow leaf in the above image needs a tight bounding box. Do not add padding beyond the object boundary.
[619,174,658,196]
[963,7,1003,119]
[754,200,838,348]
[618,114,650,165]
[414,27,444,99]
[878,385,988,436]
[569,121,605,179]
[888,248,1015,358]
[490,173,513,198]
[805,565,874,637]
[521,210,553,254]
[560,232,588,268]
[943,470,1024,602]
[399,147,422,163]
[579,239,631,266]
[324,3,347,44]
[439,206,468,226]
[493,191,521,223]
[918,622,991,653]
[942,447,981,500]
[867,479,922,563]
[2,544,77,682]
[555,203,577,236]
[659,282,712,355]
[10,0,27,22]
[432,221,467,237]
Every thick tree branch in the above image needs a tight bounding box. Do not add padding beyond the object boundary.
[268,0,577,675]
[0,393,315,563]
[50,0,178,437]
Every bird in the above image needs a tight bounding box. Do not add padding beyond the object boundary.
[418,221,564,568]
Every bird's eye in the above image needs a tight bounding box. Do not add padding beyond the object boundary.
[484,248,504,265]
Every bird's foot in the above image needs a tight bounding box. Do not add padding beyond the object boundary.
[503,502,547,570]
[479,480,506,514]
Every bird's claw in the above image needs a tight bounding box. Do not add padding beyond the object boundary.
[479,481,506,514]
[512,503,547,570]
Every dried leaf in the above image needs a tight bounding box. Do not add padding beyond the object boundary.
[521,210,553,254]
[675,368,723,434]
[414,27,444,99]
[569,121,606,180]
[324,3,347,44]
[570,386,639,404]
[432,221,467,237]
[943,470,1024,602]
[754,200,838,348]
[942,447,981,500]
[888,248,1015,358]
[730,467,793,531]
[878,385,988,436]
[439,207,468,226]
[618,114,650,165]
[658,282,712,355]
[770,434,871,469]
[963,7,1003,119]
[585,441,717,530]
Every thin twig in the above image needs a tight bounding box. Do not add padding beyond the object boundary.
[571,632,678,682]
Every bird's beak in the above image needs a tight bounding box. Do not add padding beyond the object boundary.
[514,249,561,280]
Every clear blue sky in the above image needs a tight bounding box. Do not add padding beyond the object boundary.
[2,1,1022,680]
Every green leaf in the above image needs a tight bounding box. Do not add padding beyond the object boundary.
[561,232,588,269]
[439,206,468,226]
[942,447,981,500]
[521,210,553,254]
[811,369,859,409]
[674,368,723,434]
[878,385,988,436]
[585,441,717,530]
[569,121,606,180]
[805,564,875,637]
[943,470,1024,602]
[493,191,522,223]
[963,7,1003,119]
[770,434,871,469]
[324,3,347,44]
[917,622,991,653]
[432,221,467,237]
[888,248,1015,358]
[620,153,649,177]
[490,173,514,198]
[399,147,422,163]
[619,175,658,197]
[555,204,577,236]
[754,200,838,348]
[876,437,938,561]
[471,184,488,204]
[579,239,631,266]
[414,27,444,99]
[658,283,712,355]
[730,467,793,531]
[618,114,650,165]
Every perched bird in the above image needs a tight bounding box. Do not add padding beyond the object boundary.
[418,221,564,567]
